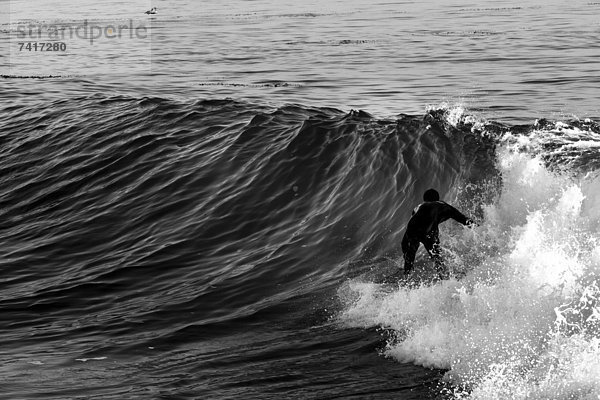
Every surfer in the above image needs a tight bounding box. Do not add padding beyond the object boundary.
[401,189,474,277]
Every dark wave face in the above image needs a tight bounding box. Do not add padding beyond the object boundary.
[1,96,599,399]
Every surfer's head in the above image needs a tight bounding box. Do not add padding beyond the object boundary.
[423,188,439,202]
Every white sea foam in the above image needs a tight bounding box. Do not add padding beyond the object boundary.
[502,122,600,174]
[338,142,600,399]
[426,102,488,133]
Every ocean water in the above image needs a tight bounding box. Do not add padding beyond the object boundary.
[1,0,600,399]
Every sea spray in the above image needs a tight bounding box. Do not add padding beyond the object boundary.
[338,141,600,399]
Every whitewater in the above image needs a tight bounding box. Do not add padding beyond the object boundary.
[340,115,600,399]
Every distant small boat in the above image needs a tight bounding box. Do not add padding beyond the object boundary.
[145,7,157,14]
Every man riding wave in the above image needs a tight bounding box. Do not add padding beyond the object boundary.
[401,189,474,276]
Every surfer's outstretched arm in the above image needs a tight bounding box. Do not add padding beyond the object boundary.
[442,202,474,226]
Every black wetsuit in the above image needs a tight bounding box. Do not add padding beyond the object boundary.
[401,201,471,274]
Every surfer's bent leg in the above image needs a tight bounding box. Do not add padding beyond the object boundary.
[422,233,444,277]
[401,235,419,275]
